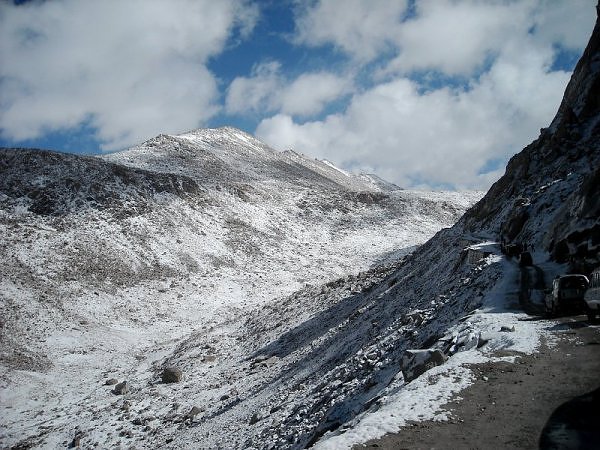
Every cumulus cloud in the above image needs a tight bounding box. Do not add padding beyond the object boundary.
[294,0,595,72]
[225,61,351,117]
[225,61,282,115]
[383,0,534,76]
[532,0,598,49]
[256,0,595,190]
[0,0,258,150]
[294,0,409,61]
[257,62,570,190]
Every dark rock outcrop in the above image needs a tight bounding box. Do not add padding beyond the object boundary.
[462,5,600,271]
[161,367,182,383]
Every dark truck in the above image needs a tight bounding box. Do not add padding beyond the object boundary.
[545,274,589,317]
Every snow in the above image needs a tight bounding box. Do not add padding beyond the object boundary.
[0,133,484,449]
[4,11,599,446]
[1,68,598,447]
[313,246,549,449]
[322,159,351,177]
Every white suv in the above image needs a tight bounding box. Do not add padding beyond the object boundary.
[546,274,589,317]
[584,268,600,322]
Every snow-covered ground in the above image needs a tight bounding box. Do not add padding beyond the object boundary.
[314,249,551,449]
[0,220,556,450]
[2,11,600,447]
[2,50,599,444]
[0,129,483,449]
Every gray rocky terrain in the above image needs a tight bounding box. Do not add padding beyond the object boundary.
[1,5,599,450]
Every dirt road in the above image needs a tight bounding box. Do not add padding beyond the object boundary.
[355,316,600,450]
[355,260,600,450]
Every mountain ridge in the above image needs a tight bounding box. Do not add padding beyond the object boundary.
[0,121,480,449]
[1,7,598,449]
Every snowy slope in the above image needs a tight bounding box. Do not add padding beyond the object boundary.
[104,127,389,193]
[0,130,479,449]
[2,9,597,449]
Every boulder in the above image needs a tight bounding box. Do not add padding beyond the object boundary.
[113,381,128,395]
[162,367,182,383]
[187,406,203,418]
[401,349,447,382]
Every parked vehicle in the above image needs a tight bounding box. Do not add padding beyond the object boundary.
[584,267,600,322]
[545,274,589,317]
[519,251,533,267]
[504,243,523,257]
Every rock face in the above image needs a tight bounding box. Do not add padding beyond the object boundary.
[463,9,600,272]
[161,367,182,383]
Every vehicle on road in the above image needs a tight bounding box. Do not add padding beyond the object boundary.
[584,268,600,322]
[519,251,533,267]
[545,274,589,317]
[503,243,523,257]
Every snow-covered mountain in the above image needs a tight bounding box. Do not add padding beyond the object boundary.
[0,126,479,448]
[1,7,598,449]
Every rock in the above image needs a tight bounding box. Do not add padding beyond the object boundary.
[500,325,516,332]
[105,378,118,386]
[251,355,279,369]
[113,381,128,395]
[451,330,480,354]
[119,429,133,438]
[253,354,270,363]
[403,311,424,326]
[219,394,230,401]
[401,349,447,382]
[68,430,84,448]
[162,367,182,383]
[249,412,260,425]
[477,335,490,348]
[186,406,203,418]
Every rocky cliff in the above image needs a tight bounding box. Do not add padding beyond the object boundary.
[463,5,600,271]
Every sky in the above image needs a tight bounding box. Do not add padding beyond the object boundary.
[0,0,596,190]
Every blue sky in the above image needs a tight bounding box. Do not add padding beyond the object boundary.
[0,0,596,190]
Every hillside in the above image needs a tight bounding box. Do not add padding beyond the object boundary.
[0,129,478,449]
[463,11,600,271]
[1,7,598,449]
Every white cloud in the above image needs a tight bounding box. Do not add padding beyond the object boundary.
[383,0,534,76]
[225,61,351,117]
[225,61,282,115]
[532,0,597,49]
[294,0,409,61]
[280,72,352,116]
[0,0,258,150]
[255,0,595,190]
[293,0,596,76]
[257,55,571,190]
